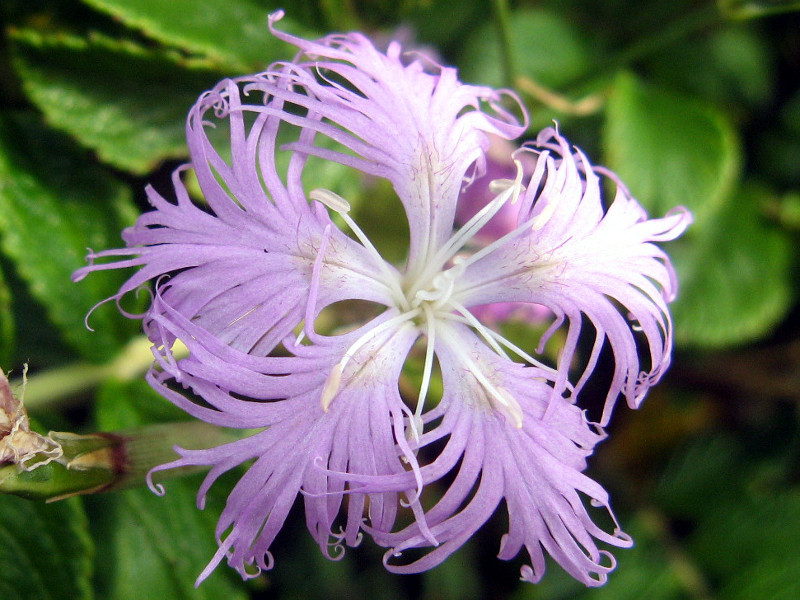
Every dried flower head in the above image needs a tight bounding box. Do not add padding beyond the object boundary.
[0,368,62,471]
[74,12,690,587]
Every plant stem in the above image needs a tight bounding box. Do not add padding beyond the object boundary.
[13,336,187,412]
[515,76,606,115]
[491,0,516,87]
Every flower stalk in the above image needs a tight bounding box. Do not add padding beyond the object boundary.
[14,335,187,412]
[1,367,244,501]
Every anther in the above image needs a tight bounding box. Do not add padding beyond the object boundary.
[489,179,515,194]
[309,188,351,213]
[404,413,424,444]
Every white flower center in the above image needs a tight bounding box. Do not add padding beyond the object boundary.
[310,162,547,433]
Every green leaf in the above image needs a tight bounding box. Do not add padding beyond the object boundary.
[268,532,404,600]
[0,112,138,362]
[655,434,745,519]
[94,377,194,431]
[646,25,775,110]
[754,88,800,188]
[690,491,800,600]
[669,185,795,348]
[0,258,75,368]
[656,431,800,600]
[404,0,485,49]
[421,537,482,600]
[774,191,800,230]
[780,87,800,137]
[88,377,247,600]
[11,30,223,175]
[720,555,800,600]
[719,0,800,19]
[0,265,13,370]
[604,72,741,226]
[459,7,592,90]
[0,495,93,600]
[79,0,312,73]
[88,480,247,600]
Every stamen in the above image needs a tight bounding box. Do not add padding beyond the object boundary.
[414,304,438,425]
[448,197,564,285]
[506,157,526,205]
[320,363,343,412]
[489,178,515,195]
[412,271,455,309]
[311,188,407,309]
[340,313,420,373]
[444,300,509,358]
[310,188,351,213]
[302,224,332,343]
[437,310,557,374]
[443,333,525,428]
[319,312,420,411]
[496,388,524,429]
[410,257,465,311]
[404,413,424,445]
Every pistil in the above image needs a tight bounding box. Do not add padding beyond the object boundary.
[311,177,541,429]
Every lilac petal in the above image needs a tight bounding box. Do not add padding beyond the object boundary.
[263,13,527,276]
[71,13,688,588]
[73,76,398,355]
[370,323,630,585]
[454,136,551,326]
[147,305,422,583]
[455,127,691,424]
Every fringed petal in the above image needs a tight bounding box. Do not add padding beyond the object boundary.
[371,324,630,585]
[74,14,688,589]
[262,12,527,276]
[147,306,422,583]
[455,128,691,424]
[73,71,399,356]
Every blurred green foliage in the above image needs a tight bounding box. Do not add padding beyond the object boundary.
[0,1,798,599]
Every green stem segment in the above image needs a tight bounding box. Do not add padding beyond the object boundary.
[0,421,248,501]
[14,336,187,412]
[491,0,516,88]
[2,341,243,502]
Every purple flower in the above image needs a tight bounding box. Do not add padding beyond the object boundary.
[74,12,690,587]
